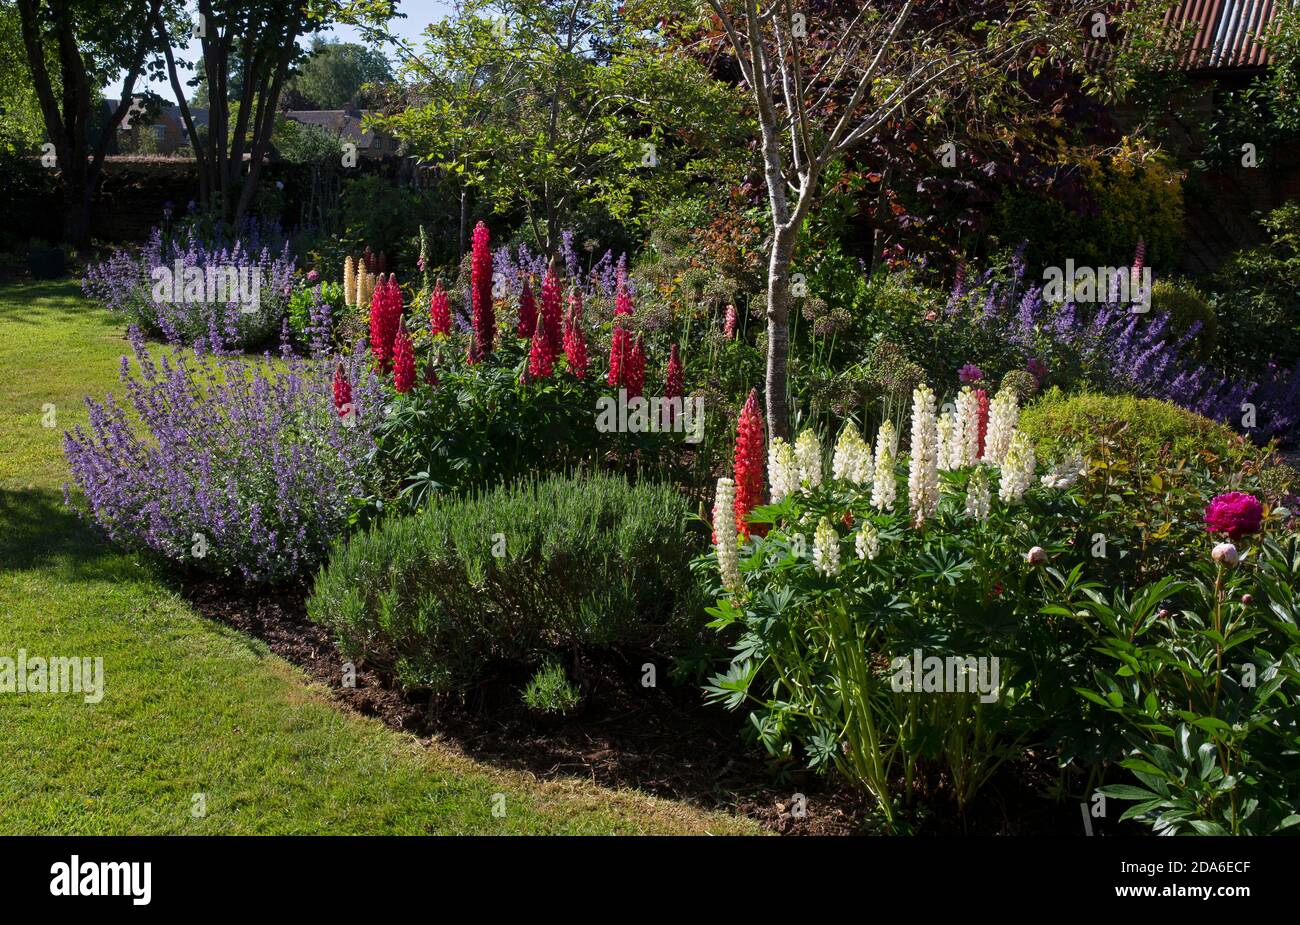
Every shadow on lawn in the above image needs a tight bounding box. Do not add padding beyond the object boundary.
[0,488,150,584]
[0,281,98,326]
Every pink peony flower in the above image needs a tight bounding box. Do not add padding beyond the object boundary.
[958,363,983,384]
[1204,492,1263,540]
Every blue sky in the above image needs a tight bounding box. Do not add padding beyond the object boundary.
[115,0,457,105]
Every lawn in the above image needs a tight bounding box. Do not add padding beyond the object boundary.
[0,280,757,835]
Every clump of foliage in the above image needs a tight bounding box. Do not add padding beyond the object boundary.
[309,473,707,697]
[1210,203,1300,377]
[1051,537,1300,835]
[521,662,582,717]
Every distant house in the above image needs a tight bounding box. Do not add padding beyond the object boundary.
[1158,1,1300,271]
[281,105,400,158]
[102,100,209,156]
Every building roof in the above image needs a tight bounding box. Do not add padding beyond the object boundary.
[282,109,378,148]
[1164,0,1295,70]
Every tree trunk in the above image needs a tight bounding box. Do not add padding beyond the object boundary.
[765,227,797,441]
[458,185,468,261]
[64,179,93,247]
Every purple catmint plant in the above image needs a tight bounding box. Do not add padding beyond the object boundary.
[83,221,296,354]
[944,256,1300,445]
[488,232,626,302]
[62,330,381,584]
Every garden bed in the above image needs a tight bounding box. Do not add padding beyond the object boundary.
[180,575,1125,836]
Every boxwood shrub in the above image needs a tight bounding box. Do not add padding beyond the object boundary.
[308,472,707,696]
[1021,387,1261,464]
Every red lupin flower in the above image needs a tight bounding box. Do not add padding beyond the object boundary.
[368,275,391,369]
[392,321,415,393]
[664,343,683,424]
[470,220,494,361]
[723,304,737,338]
[527,316,554,379]
[430,278,451,336]
[332,362,352,415]
[540,264,564,356]
[974,388,989,460]
[516,275,536,339]
[625,335,646,399]
[733,388,766,538]
[563,288,588,379]
[607,278,634,386]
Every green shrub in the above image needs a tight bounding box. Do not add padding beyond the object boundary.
[1020,389,1293,584]
[1021,388,1253,464]
[308,473,707,696]
[1210,203,1300,376]
[1150,277,1216,361]
[989,143,1184,273]
[521,662,582,716]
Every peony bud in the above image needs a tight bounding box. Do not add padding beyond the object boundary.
[1211,542,1239,567]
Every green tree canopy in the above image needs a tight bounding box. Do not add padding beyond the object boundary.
[285,37,392,109]
[384,0,750,254]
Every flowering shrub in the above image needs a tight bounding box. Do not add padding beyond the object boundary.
[308,473,706,696]
[871,254,1300,444]
[82,222,296,353]
[63,329,381,583]
[701,384,1097,824]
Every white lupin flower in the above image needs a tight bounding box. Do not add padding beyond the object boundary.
[813,517,841,576]
[832,423,871,484]
[1040,451,1086,489]
[856,522,880,560]
[907,383,940,527]
[954,387,980,466]
[794,429,824,488]
[936,410,957,471]
[768,437,797,502]
[997,431,1036,504]
[871,420,897,511]
[965,465,991,521]
[984,389,1020,465]
[713,477,742,590]
[853,437,874,485]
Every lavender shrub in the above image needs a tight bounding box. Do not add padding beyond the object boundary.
[83,223,296,353]
[63,329,381,583]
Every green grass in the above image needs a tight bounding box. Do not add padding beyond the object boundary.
[0,280,757,835]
